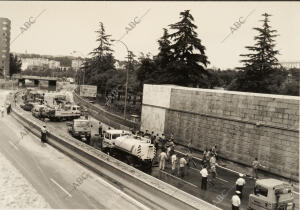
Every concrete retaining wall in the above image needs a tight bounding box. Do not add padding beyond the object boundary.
[141,84,300,181]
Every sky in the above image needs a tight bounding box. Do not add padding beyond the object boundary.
[0,1,299,69]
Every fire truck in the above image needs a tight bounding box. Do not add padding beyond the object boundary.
[102,130,156,172]
[248,178,295,210]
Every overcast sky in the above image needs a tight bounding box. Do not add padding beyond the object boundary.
[1,1,299,69]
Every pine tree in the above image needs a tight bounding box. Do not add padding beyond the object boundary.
[165,10,209,87]
[157,28,172,68]
[84,22,115,86]
[234,13,280,93]
[9,53,22,76]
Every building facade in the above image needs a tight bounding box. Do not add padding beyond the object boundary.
[0,17,11,78]
[71,59,83,71]
[21,57,61,71]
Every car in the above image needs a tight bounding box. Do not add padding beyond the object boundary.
[31,104,46,118]
[20,103,34,111]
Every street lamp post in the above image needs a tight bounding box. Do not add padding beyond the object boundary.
[112,40,129,120]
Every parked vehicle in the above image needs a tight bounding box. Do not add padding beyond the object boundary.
[248,178,295,210]
[20,102,34,111]
[102,129,155,172]
[32,104,47,119]
[45,104,81,121]
[67,119,92,144]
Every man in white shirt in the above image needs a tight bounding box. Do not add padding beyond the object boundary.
[159,150,167,171]
[179,156,187,178]
[171,154,177,175]
[200,166,208,190]
[232,191,241,210]
[236,173,246,199]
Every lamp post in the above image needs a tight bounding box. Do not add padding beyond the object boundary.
[112,39,129,120]
[70,50,86,85]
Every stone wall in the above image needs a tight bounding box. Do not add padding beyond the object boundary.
[141,84,299,181]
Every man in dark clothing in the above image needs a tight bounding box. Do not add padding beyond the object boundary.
[41,125,47,143]
[150,131,156,144]
[98,122,103,137]
[7,104,11,115]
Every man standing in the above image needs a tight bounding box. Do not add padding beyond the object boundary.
[41,125,47,143]
[171,154,177,175]
[179,156,187,178]
[150,131,156,144]
[200,165,208,190]
[231,191,241,210]
[210,155,216,169]
[158,150,167,171]
[98,122,103,137]
[252,157,265,179]
[236,173,246,199]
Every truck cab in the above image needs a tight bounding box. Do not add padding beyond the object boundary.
[67,119,92,143]
[248,179,295,210]
[102,130,130,151]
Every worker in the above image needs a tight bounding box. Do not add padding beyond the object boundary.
[7,103,11,115]
[154,134,159,152]
[98,122,103,137]
[200,165,208,190]
[231,191,241,210]
[179,156,187,178]
[185,151,193,176]
[158,149,167,171]
[171,154,177,175]
[252,157,265,179]
[187,139,193,153]
[41,125,47,143]
[210,164,217,185]
[210,155,216,169]
[150,131,156,144]
[1,106,4,117]
[236,173,246,199]
[161,134,166,150]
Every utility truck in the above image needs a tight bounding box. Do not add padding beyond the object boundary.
[102,129,156,172]
[67,119,92,144]
[45,104,81,121]
[248,178,295,210]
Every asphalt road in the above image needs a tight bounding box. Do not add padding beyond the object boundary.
[0,90,150,209]
[15,89,300,210]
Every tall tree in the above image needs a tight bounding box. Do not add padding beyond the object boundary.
[232,13,280,93]
[84,22,116,88]
[9,53,22,76]
[162,10,210,87]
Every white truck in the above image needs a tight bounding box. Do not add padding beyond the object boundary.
[102,129,156,172]
[46,104,81,121]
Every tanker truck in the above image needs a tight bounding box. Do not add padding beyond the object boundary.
[102,129,156,172]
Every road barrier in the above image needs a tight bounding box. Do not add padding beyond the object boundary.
[10,91,221,210]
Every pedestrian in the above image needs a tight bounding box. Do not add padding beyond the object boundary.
[155,134,159,152]
[7,104,11,115]
[202,148,208,166]
[171,154,177,175]
[252,157,265,179]
[186,152,192,176]
[200,165,208,190]
[236,173,246,199]
[179,156,187,178]
[166,146,171,160]
[158,149,167,171]
[145,130,151,137]
[98,122,103,137]
[210,164,217,183]
[1,106,4,117]
[150,131,156,144]
[231,191,241,210]
[211,144,218,159]
[41,125,47,143]
[161,133,166,149]
[187,139,193,153]
[210,155,216,169]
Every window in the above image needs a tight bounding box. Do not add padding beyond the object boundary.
[2,21,8,25]
[104,132,110,139]
[2,27,7,30]
[254,186,268,197]
[112,134,121,139]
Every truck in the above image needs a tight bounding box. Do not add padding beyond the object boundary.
[67,119,92,144]
[102,129,156,172]
[45,104,81,121]
[248,178,295,210]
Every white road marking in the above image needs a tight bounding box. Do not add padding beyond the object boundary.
[9,141,19,151]
[50,178,72,198]
[216,177,229,183]
[95,176,151,210]
[293,191,299,195]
